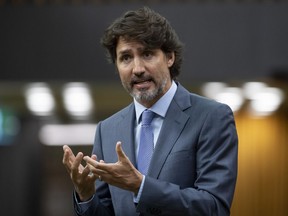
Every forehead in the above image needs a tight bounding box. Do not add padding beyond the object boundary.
[116,37,146,53]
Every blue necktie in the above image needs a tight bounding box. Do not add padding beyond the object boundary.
[137,110,155,175]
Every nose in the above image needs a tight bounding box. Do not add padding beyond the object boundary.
[132,57,145,76]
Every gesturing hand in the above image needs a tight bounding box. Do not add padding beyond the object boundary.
[62,145,98,201]
[84,141,143,194]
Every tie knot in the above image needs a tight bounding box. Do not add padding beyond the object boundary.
[141,110,155,126]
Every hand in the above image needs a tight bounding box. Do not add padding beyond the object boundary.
[84,141,143,194]
[62,145,98,201]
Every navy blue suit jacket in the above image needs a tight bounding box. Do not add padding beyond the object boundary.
[74,83,238,216]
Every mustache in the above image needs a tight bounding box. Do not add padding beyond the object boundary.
[130,75,154,85]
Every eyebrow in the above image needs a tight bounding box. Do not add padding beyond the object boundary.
[117,47,151,56]
[117,49,132,56]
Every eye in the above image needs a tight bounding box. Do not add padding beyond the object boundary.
[119,54,132,63]
[143,50,154,59]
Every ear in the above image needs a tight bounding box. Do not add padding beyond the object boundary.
[166,52,175,68]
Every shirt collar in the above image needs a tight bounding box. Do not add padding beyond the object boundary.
[134,81,177,123]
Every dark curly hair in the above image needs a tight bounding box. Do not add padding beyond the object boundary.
[101,7,184,80]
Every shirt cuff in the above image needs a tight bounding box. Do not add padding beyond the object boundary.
[74,191,95,214]
[133,175,145,203]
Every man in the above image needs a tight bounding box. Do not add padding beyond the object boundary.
[62,7,238,216]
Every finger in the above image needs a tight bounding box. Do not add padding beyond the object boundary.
[116,141,128,162]
[85,155,99,172]
[86,163,107,177]
[71,152,84,178]
[84,156,98,167]
[84,156,109,174]
[80,164,98,182]
[62,145,75,170]
[63,145,75,157]
[82,164,91,177]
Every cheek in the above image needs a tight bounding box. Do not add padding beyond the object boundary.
[118,69,130,82]
[153,65,170,80]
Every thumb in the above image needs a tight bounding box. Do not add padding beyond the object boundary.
[116,141,127,162]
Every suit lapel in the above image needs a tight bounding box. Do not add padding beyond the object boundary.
[109,104,139,211]
[148,84,191,178]
[117,104,137,166]
[114,84,192,177]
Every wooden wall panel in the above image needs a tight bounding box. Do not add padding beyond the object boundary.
[231,112,288,216]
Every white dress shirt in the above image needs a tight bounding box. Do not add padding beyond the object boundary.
[133,81,177,202]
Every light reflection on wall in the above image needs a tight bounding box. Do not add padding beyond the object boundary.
[62,82,94,120]
[24,83,56,116]
[201,81,285,116]
[19,80,287,146]
[39,123,96,146]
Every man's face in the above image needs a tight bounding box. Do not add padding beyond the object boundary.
[115,37,175,108]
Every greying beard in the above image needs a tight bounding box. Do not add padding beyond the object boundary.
[122,78,168,104]
[131,78,167,103]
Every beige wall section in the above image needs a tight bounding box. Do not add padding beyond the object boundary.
[231,112,288,216]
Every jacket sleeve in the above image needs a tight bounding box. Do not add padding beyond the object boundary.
[73,122,115,216]
[136,104,238,216]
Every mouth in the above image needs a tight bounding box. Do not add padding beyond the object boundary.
[132,79,153,90]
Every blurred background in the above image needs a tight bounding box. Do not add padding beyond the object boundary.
[0,0,288,215]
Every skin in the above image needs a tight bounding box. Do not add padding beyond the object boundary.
[117,37,174,108]
[62,145,98,201]
[62,37,175,201]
